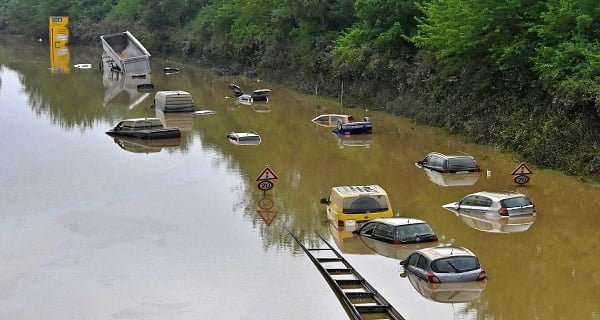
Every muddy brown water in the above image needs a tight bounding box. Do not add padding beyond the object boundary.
[0,39,598,320]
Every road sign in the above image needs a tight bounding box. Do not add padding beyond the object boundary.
[514,175,530,185]
[258,197,274,210]
[511,162,533,175]
[256,166,279,181]
[257,210,278,226]
[258,180,274,191]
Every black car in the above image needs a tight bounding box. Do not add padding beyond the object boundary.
[416,152,480,173]
[354,218,438,244]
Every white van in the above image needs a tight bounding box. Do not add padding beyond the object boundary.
[153,90,195,112]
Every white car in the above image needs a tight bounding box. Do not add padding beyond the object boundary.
[442,191,535,218]
[226,132,262,145]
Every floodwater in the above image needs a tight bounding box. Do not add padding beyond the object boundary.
[0,38,598,320]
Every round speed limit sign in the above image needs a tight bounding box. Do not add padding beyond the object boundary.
[514,175,530,185]
[258,180,274,191]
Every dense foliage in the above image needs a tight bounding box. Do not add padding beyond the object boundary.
[1,0,599,176]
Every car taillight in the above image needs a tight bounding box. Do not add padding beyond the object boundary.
[427,272,441,283]
[498,207,509,216]
[477,269,487,281]
[432,235,438,241]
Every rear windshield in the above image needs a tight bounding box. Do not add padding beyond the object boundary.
[342,195,389,214]
[447,157,478,169]
[396,223,434,239]
[431,256,480,273]
[500,196,532,208]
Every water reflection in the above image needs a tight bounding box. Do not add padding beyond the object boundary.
[405,272,487,303]
[451,211,536,234]
[155,108,194,132]
[332,133,372,148]
[359,237,439,261]
[50,46,70,74]
[110,136,182,154]
[328,223,374,255]
[103,70,153,109]
[420,168,480,187]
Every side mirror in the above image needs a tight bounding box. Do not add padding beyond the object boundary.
[320,197,330,204]
[399,260,407,266]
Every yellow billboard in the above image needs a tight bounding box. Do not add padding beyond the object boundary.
[49,16,69,47]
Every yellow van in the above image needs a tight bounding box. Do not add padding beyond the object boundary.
[320,185,394,227]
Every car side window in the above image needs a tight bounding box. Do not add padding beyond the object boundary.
[460,196,477,206]
[359,222,376,235]
[372,223,394,240]
[416,255,428,269]
[407,253,420,266]
[474,196,493,207]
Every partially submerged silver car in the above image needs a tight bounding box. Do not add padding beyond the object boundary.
[443,191,536,218]
[400,246,487,283]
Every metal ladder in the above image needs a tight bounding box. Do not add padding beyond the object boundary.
[288,231,405,320]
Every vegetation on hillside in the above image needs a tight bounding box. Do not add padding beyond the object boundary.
[1,0,599,176]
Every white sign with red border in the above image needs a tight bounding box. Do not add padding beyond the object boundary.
[256,166,279,181]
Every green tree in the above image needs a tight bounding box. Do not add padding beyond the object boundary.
[532,0,600,106]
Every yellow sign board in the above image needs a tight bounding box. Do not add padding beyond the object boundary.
[49,16,69,47]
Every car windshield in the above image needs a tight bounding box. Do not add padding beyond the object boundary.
[500,196,532,208]
[396,223,434,240]
[431,256,480,273]
[447,157,478,169]
[342,195,388,214]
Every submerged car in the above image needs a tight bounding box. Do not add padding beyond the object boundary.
[416,152,480,173]
[442,191,536,218]
[354,218,438,244]
[320,185,393,227]
[400,246,487,283]
[228,83,271,101]
[311,114,372,135]
[226,132,262,145]
[106,118,181,139]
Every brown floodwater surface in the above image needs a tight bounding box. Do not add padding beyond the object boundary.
[0,38,598,320]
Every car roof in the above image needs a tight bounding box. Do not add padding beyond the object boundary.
[253,89,271,93]
[468,191,527,201]
[228,132,260,138]
[417,246,475,260]
[332,185,387,196]
[369,217,427,226]
[427,152,474,159]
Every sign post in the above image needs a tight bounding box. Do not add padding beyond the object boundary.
[256,165,278,195]
[511,162,533,185]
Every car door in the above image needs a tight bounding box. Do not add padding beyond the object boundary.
[459,196,490,214]
[405,253,428,280]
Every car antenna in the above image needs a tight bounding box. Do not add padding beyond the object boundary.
[450,247,454,255]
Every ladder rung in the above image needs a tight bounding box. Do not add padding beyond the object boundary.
[336,279,364,286]
[317,257,343,263]
[355,305,390,314]
[326,268,353,274]
[345,292,374,299]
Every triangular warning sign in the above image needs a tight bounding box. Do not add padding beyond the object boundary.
[511,162,534,175]
[256,167,279,181]
[257,210,278,226]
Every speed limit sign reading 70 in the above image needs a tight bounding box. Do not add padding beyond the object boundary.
[258,180,274,191]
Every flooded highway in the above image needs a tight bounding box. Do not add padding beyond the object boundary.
[1,39,598,319]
